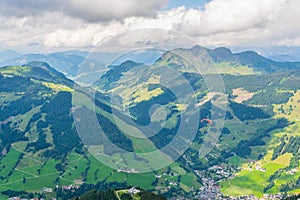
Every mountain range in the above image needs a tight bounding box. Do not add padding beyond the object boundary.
[0,46,299,199]
[2,46,300,82]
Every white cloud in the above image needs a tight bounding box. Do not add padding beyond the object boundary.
[177,0,300,47]
[178,0,286,35]
[0,0,300,51]
[66,0,168,22]
[42,7,187,49]
[0,0,168,22]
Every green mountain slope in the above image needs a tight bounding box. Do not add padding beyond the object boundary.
[94,46,300,198]
[1,44,300,199]
[206,46,300,72]
[155,45,300,74]
[0,62,199,199]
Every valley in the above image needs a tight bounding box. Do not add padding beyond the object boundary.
[0,46,299,199]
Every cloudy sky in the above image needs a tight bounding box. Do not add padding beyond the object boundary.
[0,0,299,52]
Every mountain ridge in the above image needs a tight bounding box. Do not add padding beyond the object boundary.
[0,46,300,199]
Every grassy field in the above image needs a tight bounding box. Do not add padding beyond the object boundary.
[126,173,156,190]
[227,155,247,166]
[41,81,74,92]
[0,65,31,76]
[61,154,88,183]
[86,154,114,183]
[0,92,23,106]
[214,62,256,75]
[14,105,42,131]
[180,173,198,188]
[0,148,164,196]
[221,150,296,196]
[221,90,300,197]
[0,148,21,178]
[0,152,59,191]
[132,84,163,104]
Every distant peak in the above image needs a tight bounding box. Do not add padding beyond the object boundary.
[0,49,21,60]
[189,45,207,55]
[25,61,51,68]
[191,45,204,50]
[121,60,139,65]
[237,50,260,55]
[213,47,232,54]
[118,60,141,67]
[23,61,67,78]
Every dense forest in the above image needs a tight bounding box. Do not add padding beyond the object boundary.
[74,189,166,200]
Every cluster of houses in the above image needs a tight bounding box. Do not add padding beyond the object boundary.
[255,163,266,172]
[42,187,52,192]
[128,187,140,194]
[197,177,222,199]
[287,167,298,175]
[152,165,237,198]
[207,165,236,180]
[262,193,284,199]
[117,167,138,173]
[195,165,239,199]
[154,171,180,192]
[61,184,80,191]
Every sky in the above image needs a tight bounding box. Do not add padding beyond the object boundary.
[167,0,211,9]
[0,0,299,53]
